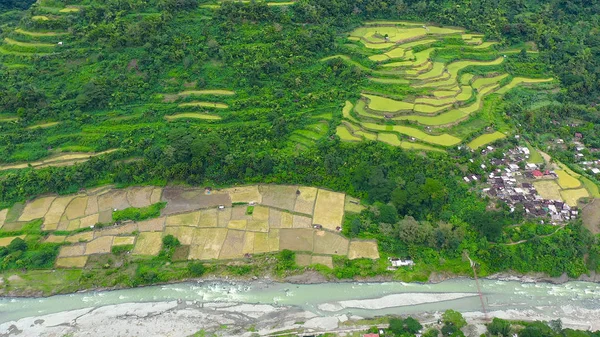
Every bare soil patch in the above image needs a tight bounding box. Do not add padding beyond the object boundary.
[161,187,231,214]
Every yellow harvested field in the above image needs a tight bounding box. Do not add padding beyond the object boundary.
[279,228,314,252]
[294,186,318,214]
[242,231,255,254]
[228,219,247,230]
[222,186,261,203]
[97,189,130,211]
[133,232,163,256]
[113,236,136,246]
[217,207,232,227]
[252,205,270,221]
[165,113,221,121]
[188,228,228,260]
[268,229,279,251]
[65,232,93,243]
[555,170,581,189]
[0,208,7,228]
[19,196,56,222]
[178,102,228,109]
[312,189,345,230]
[218,230,246,259]
[78,213,99,228]
[253,232,271,254]
[246,219,269,232]
[64,196,88,220]
[66,219,80,231]
[56,256,88,268]
[197,208,218,227]
[126,186,154,208]
[32,16,50,21]
[165,226,195,245]
[560,188,589,207]
[311,255,334,268]
[58,244,85,258]
[313,231,349,255]
[137,217,165,232]
[178,90,235,96]
[166,211,201,227]
[84,236,114,255]
[151,187,163,204]
[0,235,26,247]
[344,197,365,213]
[98,223,136,236]
[348,241,380,259]
[533,180,563,201]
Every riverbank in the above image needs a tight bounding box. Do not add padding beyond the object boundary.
[1,279,599,336]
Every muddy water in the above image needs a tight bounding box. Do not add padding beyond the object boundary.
[0,279,599,328]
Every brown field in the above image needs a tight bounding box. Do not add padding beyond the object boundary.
[126,186,154,208]
[150,187,163,204]
[533,180,563,201]
[197,208,218,227]
[137,217,165,232]
[313,231,349,255]
[582,199,600,234]
[166,211,201,227]
[348,241,380,260]
[97,189,130,211]
[311,255,334,268]
[113,236,136,246]
[231,206,251,221]
[58,245,86,258]
[0,235,26,247]
[98,210,112,224]
[19,196,56,222]
[218,230,246,259]
[268,229,280,251]
[43,196,74,228]
[259,185,298,211]
[84,236,114,255]
[294,186,317,214]
[84,195,99,215]
[252,206,270,221]
[221,186,261,204]
[65,232,93,243]
[56,256,88,268]
[97,222,137,236]
[312,189,345,230]
[133,232,163,256]
[64,196,88,220]
[295,253,312,266]
[66,219,80,231]
[247,219,269,232]
[292,215,312,228]
[161,187,230,214]
[279,228,314,252]
[268,209,282,228]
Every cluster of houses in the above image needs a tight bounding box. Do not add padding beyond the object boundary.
[556,135,600,174]
[466,145,579,223]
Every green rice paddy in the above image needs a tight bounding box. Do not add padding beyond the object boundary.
[178,102,229,109]
[467,131,506,149]
[164,113,221,121]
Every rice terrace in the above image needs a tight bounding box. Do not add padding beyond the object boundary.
[330,21,555,152]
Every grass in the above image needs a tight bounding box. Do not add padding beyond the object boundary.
[526,144,544,164]
[362,94,413,112]
[14,28,67,37]
[27,122,59,129]
[337,125,361,141]
[471,74,508,89]
[177,90,235,96]
[496,77,553,95]
[164,113,221,120]
[4,38,55,48]
[31,15,50,21]
[580,177,600,198]
[467,131,506,150]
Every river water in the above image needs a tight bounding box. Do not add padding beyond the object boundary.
[1,278,599,330]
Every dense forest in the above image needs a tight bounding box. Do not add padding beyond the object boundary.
[0,0,599,280]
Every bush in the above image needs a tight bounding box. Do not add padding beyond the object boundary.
[111,244,134,255]
[112,202,166,222]
[162,234,181,249]
[187,262,206,277]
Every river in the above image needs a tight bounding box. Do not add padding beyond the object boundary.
[1,278,599,336]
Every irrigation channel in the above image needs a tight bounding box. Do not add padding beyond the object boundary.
[1,279,599,336]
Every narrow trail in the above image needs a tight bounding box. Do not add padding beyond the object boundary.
[502,224,566,246]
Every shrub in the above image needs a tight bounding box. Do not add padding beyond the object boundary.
[187,262,206,276]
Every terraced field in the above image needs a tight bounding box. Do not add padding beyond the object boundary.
[330,21,555,151]
[0,185,378,269]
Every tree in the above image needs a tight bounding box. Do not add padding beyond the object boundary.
[7,238,27,253]
[162,235,181,249]
[398,216,432,245]
[188,262,206,277]
[488,318,512,337]
[442,310,466,329]
[378,203,398,224]
[403,317,423,334]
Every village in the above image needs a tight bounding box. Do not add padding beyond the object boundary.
[464,142,581,224]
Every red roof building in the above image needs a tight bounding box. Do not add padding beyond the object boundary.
[532,170,543,177]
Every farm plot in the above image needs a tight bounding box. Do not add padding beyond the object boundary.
[467,131,506,150]
[178,102,228,109]
[0,235,26,247]
[348,241,380,259]
[560,188,589,207]
[19,196,55,222]
[533,181,563,201]
[133,232,163,256]
[555,170,581,189]
[56,256,88,268]
[312,189,345,231]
